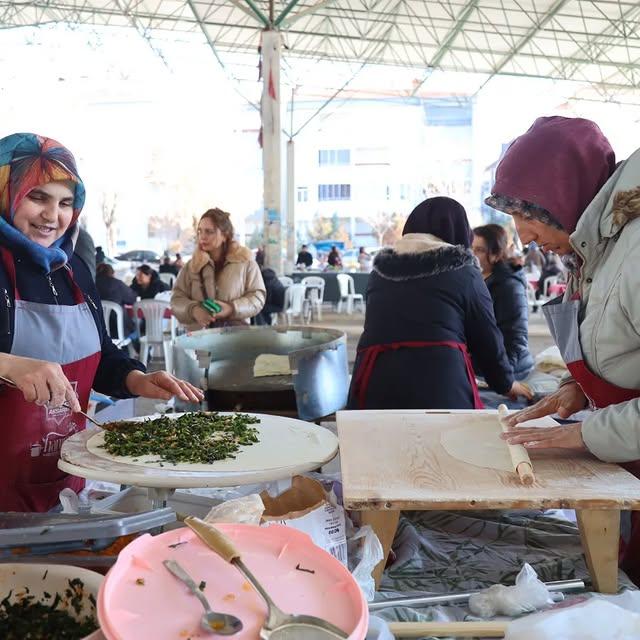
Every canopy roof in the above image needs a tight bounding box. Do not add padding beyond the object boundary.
[1,0,638,99]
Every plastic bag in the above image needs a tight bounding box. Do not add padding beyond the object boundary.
[365,615,394,640]
[469,563,553,617]
[349,524,383,602]
[506,598,640,639]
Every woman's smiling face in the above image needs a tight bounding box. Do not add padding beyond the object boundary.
[12,181,75,248]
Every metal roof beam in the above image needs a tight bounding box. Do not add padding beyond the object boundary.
[111,0,170,66]
[242,0,270,27]
[274,0,303,26]
[410,0,479,95]
[474,0,572,95]
[185,0,259,108]
[561,1,640,82]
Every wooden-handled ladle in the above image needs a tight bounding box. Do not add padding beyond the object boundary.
[185,517,349,639]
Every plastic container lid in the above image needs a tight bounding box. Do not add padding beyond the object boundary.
[98,523,368,640]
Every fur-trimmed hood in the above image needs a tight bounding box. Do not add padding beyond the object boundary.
[611,186,640,227]
[189,241,253,274]
[373,233,477,281]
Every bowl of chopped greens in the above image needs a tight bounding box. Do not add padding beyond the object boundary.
[0,563,104,639]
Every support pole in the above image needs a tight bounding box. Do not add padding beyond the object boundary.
[261,30,283,273]
[286,138,296,274]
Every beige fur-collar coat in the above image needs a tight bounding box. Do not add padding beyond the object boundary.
[171,242,265,330]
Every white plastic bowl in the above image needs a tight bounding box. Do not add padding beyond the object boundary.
[0,563,105,640]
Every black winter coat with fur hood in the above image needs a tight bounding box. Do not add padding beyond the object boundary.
[347,233,514,410]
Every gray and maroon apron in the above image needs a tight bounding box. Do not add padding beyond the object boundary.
[0,247,101,512]
[543,294,640,583]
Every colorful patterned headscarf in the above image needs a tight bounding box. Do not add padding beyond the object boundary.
[0,133,86,273]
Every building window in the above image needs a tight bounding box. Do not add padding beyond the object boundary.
[318,184,351,201]
[297,187,308,203]
[318,149,351,166]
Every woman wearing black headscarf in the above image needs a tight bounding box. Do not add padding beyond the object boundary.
[347,197,531,410]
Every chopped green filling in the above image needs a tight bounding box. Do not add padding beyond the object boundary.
[0,579,98,639]
[101,412,260,464]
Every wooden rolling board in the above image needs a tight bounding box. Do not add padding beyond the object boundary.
[337,410,640,511]
[59,413,338,489]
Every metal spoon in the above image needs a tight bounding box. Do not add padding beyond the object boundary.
[0,374,103,427]
[163,559,243,635]
[185,517,349,639]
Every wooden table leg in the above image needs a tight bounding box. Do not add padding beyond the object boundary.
[576,508,620,594]
[360,509,400,589]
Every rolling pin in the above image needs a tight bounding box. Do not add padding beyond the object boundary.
[388,620,507,638]
[498,404,535,485]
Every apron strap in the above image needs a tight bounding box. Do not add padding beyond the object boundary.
[0,247,85,305]
[1,246,20,300]
[353,340,484,410]
[63,264,89,305]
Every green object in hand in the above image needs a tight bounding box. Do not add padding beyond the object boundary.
[202,298,222,314]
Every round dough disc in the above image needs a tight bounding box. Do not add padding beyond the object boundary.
[87,414,336,472]
[440,420,514,472]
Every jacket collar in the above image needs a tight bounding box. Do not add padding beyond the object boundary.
[572,147,640,255]
[374,233,477,281]
[189,241,253,273]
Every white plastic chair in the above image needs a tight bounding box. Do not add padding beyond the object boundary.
[336,273,364,314]
[278,276,294,288]
[159,272,175,288]
[301,276,325,321]
[134,300,176,371]
[281,283,309,325]
[154,290,181,337]
[101,301,135,357]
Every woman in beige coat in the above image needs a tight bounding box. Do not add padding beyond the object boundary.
[171,208,265,330]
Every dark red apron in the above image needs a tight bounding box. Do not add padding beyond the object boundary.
[351,340,484,410]
[0,248,101,512]
[543,295,640,582]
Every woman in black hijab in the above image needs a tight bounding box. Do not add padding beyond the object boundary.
[347,197,531,410]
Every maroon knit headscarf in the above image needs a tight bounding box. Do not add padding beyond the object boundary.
[486,117,616,233]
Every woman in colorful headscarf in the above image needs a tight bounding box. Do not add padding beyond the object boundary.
[0,133,203,512]
[346,196,532,410]
[484,117,640,581]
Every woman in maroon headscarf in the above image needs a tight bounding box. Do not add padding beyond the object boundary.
[485,116,640,582]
